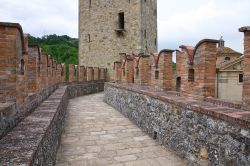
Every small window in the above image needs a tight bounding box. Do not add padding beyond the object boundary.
[88,34,91,43]
[155,70,159,79]
[20,59,25,75]
[225,57,231,61]
[118,12,125,30]
[89,0,91,8]
[188,69,195,82]
[239,74,243,83]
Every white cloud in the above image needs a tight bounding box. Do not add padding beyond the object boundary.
[158,0,250,53]
[0,0,78,37]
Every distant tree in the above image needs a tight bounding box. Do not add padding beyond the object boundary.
[28,34,78,65]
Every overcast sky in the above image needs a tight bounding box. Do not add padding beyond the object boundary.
[0,0,249,53]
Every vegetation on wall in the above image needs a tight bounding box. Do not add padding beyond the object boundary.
[28,34,78,65]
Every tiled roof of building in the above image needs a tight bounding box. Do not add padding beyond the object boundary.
[217,47,242,56]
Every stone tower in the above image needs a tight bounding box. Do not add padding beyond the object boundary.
[79,0,157,80]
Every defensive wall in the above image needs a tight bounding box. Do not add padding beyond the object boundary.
[0,22,106,165]
[105,26,250,165]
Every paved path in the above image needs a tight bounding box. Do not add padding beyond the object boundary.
[56,93,188,166]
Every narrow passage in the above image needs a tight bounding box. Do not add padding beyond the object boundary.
[56,93,188,166]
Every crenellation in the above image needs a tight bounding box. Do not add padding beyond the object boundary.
[79,65,87,82]
[87,67,94,81]
[114,61,122,82]
[133,53,150,85]
[0,22,107,140]
[0,4,249,165]
[120,53,134,83]
[27,44,41,93]
[93,67,100,81]
[240,27,250,109]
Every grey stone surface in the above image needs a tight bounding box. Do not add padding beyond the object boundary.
[79,0,157,80]
[104,84,250,166]
[56,93,188,166]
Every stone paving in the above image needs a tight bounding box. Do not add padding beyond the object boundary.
[56,93,188,166]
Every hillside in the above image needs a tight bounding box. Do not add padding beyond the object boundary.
[28,34,78,64]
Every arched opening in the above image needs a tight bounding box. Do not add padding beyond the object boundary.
[176,77,181,92]
[188,69,195,82]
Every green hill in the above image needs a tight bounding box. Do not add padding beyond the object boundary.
[28,34,78,65]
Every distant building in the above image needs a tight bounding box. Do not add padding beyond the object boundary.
[79,0,157,80]
[216,37,243,101]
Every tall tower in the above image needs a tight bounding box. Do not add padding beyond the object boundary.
[79,0,157,80]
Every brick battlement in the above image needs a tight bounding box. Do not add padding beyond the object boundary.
[0,22,107,139]
[106,82,249,127]
[0,81,104,165]
[105,83,250,165]
[113,27,250,109]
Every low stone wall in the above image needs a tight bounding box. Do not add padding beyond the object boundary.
[0,81,104,165]
[67,81,104,99]
[104,83,250,166]
[0,85,57,139]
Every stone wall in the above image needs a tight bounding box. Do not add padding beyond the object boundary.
[0,81,105,165]
[104,83,250,166]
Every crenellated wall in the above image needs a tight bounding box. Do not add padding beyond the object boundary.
[0,22,107,139]
[104,83,250,166]
[0,81,105,165]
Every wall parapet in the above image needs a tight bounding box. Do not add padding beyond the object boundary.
[105,83,249,127]
[0,81,104,165]
[104,83,250,165]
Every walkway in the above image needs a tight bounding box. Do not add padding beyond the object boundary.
[56,93,188,166]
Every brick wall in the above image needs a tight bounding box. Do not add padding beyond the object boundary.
[151,50,174,90]
[99,68,106,80]
[239,27,250,109]
[0,23,26,104]
[27,44,40,93]
[133,53,150,85]
[40,52,48,90]
[68,64,77,82]
[79,66,87,82]
[121,54,134,83]
[93,67,100,81]
[192,39,218,97]
[55,64,63,84]
[177,46,195,93]
[114,61,122,82]
[87,67,94,81]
